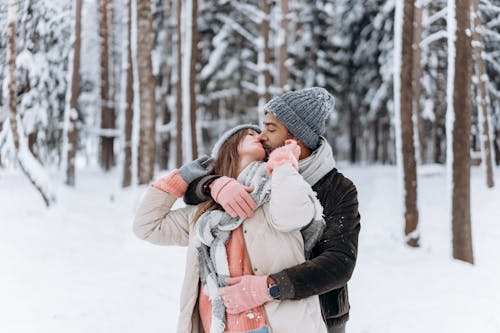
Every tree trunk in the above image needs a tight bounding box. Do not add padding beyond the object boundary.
[100,0,115,171]
[158,0,173,170]
[7,0,55,206]
[122,0,134,187]
[262,0,272,102]
[176,0,183,167]
[278,0,289,90]
[471,0,494,188]
[495,129,500,166]
[189,0,198,159]
[396,0,419,247]
[412,1,425,165]
[137,0,156,184]
[64,0,83,186]
[447,0,474,264]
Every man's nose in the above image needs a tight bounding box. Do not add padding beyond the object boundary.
[256,131,266,141]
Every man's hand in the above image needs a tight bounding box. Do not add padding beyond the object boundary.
[219,275,272,314]
[211,176,257,218]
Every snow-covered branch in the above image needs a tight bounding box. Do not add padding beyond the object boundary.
[230,2,266,25]
[484,53,500,73]
[420,30,447,48]
[215,14,258,45]
[423,7,447,26]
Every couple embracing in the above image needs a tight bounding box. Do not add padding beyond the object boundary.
[133,87,361,333]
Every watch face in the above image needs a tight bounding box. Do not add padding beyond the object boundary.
[269,285,280,298]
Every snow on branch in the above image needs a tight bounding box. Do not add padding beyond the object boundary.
[200,25,230,80]
[230,2,266,24]
[486,16,500,29]
[8,118,56,206]
[482,29,500,42]
[487,81,500,99]
[424,7,447,26]
[479,0,500,15]
[215,14,258,45]
[484,53,500,73]
[420,30,447,48]
[0,119,10,152]
[241,81,260,94]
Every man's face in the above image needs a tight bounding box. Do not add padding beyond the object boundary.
[257,113,291,153]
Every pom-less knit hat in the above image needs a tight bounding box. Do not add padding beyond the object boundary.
[211,124,261,157]
[264,87,335,150]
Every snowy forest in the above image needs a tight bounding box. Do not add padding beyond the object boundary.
[1,0,500,332]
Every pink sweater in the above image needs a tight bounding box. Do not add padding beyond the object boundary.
[199,226,268,332]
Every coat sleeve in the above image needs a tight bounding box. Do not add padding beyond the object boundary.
[133,186,194,246]
[270,172,361,300]
[268,164,317,232]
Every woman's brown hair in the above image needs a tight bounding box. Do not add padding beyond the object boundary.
[192,128,250,223]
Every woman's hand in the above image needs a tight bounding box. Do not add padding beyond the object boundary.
[211,177,256,218]
[153,156,212,198]
[178,155,213,184]
[265,139,301,175]
[153,170,188,198]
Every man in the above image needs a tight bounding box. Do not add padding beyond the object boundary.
[184,87,360,333]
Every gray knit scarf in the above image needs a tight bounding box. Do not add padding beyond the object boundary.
[196,160,326,333]
[299,136,336,186]
[298,137,336,253]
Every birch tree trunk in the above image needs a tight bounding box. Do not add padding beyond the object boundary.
[471,0,494,188]
[137,0,156,184]
[100,0,115,170]
[395,0,420,247]
[447,0,474,264]
[7,0,56,206]
[176,0,183,167]
[122,0,134,187]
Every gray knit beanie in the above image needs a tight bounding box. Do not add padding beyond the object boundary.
[264,87,335,150]
[211,124,261,157]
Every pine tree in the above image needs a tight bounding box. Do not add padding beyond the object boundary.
[447,0,474,264]
[99,0,116,171]
[395,0,420,247]
[122,0,134,187]
[6,0,55,206]
[63,0,83,186]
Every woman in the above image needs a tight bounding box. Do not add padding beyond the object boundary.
[133,124,327,333]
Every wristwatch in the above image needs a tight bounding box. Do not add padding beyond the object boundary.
[268,283,280,299]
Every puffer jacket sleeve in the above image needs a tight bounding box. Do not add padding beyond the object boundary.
[269,163,318,232]
[133,186,193,246]
[270,171,360,300]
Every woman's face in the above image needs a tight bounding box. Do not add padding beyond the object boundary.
[238,129,266,161]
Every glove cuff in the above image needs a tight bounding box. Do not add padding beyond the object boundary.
[266,149,299,175]
[211,176,233,201]
[153,169,189,198]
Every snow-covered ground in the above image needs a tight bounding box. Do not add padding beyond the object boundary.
[1,165,499,333]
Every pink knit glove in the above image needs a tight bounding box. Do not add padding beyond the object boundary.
[265,139,301,175]
[152,169,188,198]
[211,176,257,219]
[219,275,273,314]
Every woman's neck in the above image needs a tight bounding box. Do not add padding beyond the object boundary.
[238,156,255,174]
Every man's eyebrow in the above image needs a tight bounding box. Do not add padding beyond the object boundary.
[263,122,278,128]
